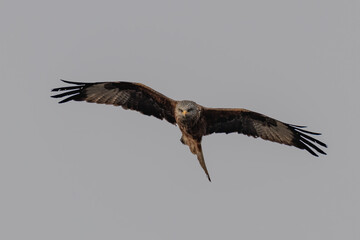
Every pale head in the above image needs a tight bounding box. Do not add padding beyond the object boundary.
[175,100,201,124]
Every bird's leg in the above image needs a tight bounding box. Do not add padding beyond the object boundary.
[180,136,185,144]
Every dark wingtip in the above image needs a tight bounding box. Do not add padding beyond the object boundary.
[58,98,70,104]
[289,124,327,156]
[289,124,307,128]
[51,86,63,92]
[60,79,86,85]
[51,80,85,103]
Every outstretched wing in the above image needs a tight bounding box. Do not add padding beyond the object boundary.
[202,108,327,157]
[51,80,177,124]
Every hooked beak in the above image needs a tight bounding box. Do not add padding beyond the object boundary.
[182,110,187,117]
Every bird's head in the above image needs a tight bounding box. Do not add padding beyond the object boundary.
[175,100,201,124]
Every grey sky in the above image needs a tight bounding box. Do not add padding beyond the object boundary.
[1,0,359,239]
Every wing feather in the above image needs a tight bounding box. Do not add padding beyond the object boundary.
[202,108,327,156]
[51,80,177,124]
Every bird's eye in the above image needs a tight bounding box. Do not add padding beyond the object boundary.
[188,108,193,112]
[179,108,183,112]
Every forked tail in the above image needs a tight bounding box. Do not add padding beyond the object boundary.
[182,134,212,182]
[195,143,211,182]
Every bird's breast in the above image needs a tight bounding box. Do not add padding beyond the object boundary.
[177,119,204,141]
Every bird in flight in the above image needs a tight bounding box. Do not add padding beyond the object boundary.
[51,80,327,181]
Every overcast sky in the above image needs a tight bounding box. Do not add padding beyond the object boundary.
[1,0,359,239]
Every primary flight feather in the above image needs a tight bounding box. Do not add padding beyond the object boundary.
[51,80,327,181]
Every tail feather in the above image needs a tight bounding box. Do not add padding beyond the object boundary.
[196,143,211,182]
[182,134,211,182]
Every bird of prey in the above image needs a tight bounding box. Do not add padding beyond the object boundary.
[51,80,327,181]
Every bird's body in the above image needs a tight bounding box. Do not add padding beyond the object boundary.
[52,80,327,181]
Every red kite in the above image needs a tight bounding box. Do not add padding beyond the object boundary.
[52,80,327,181]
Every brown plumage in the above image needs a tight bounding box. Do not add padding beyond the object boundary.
[52,80,327,181]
